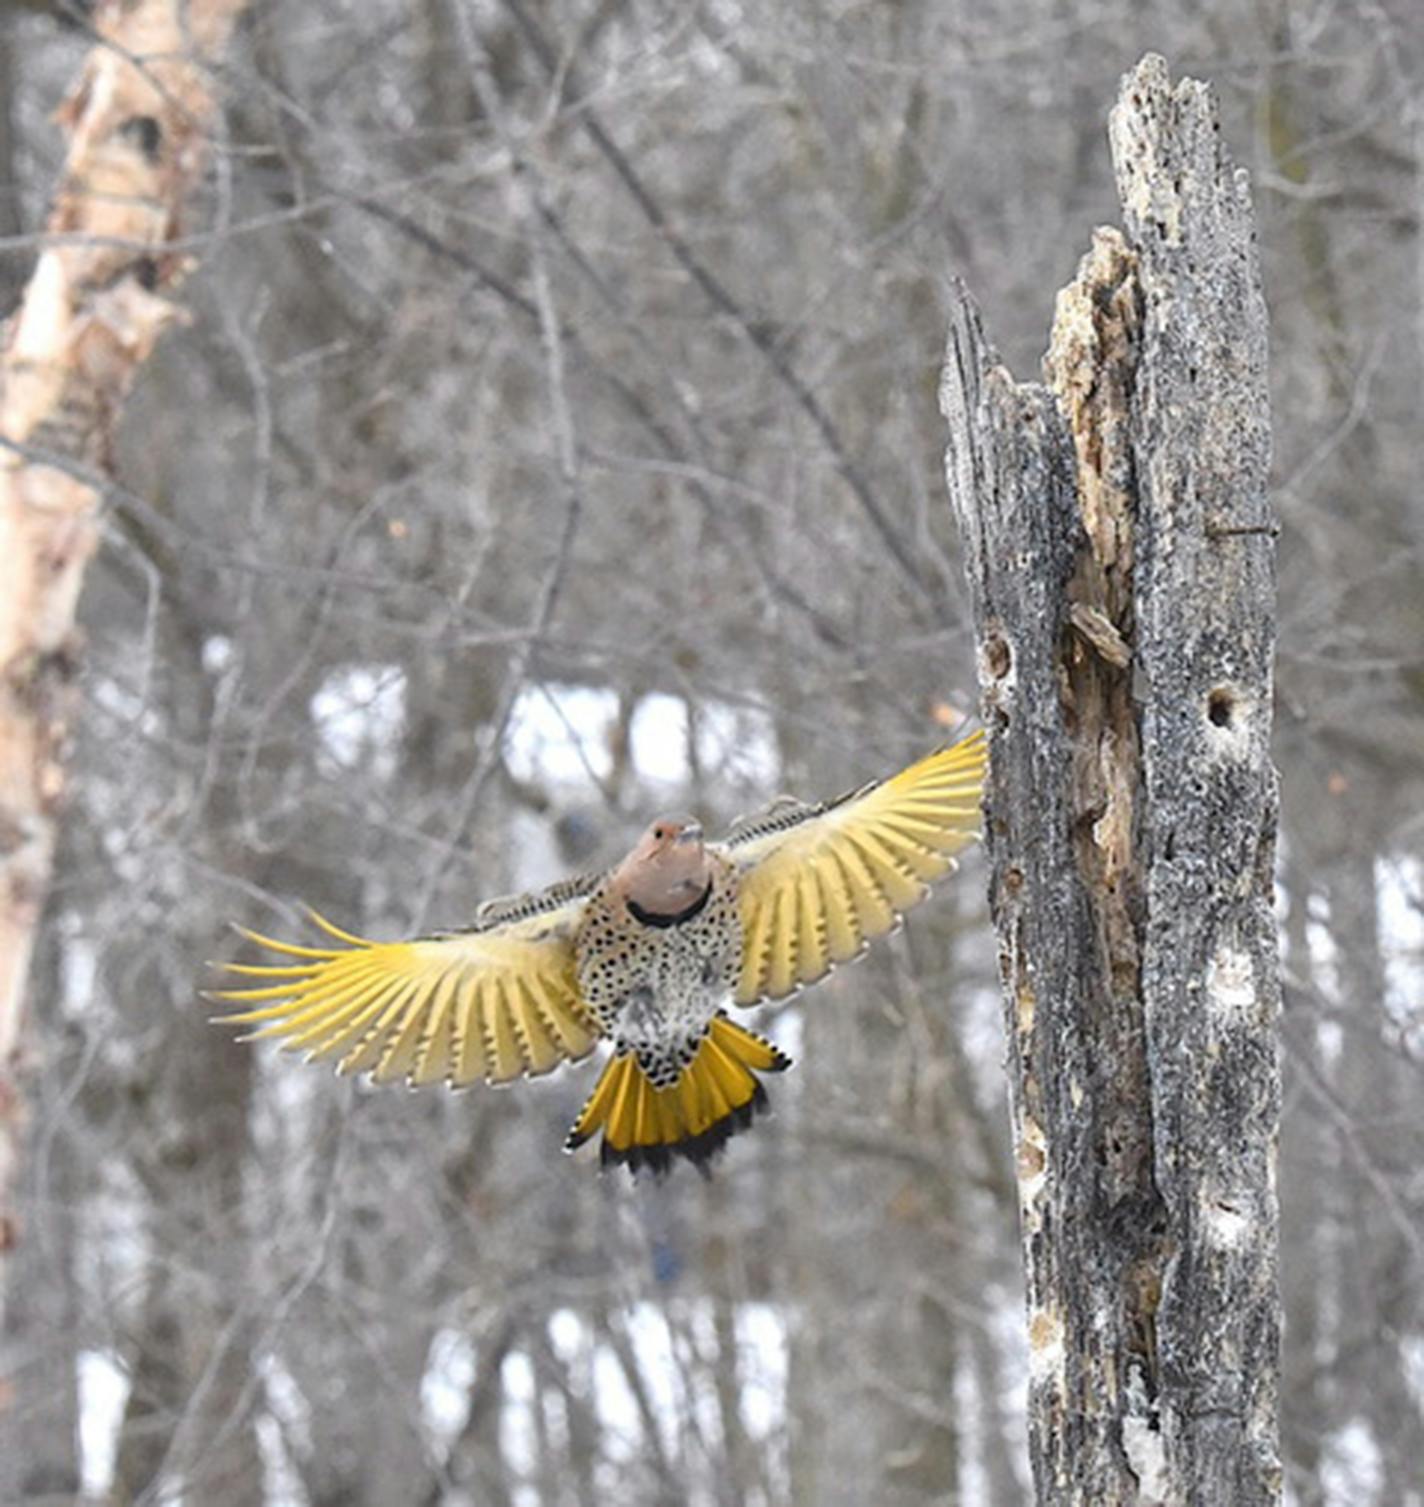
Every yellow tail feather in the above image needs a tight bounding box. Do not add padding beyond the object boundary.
[565,1014,790,1174]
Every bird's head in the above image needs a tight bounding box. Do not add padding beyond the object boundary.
[615,815,710,916]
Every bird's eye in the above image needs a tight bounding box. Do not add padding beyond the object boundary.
[653,825,666,840]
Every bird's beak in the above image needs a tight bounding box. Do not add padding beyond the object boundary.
[675,821,703,846]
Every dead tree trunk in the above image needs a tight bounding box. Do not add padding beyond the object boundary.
[940,55,1280,1505]
[0,0,247,1301]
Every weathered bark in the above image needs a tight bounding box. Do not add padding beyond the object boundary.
[0,918,81,1504]
[0,23,26,318]
[940,55,1280,1506]
[0,0,248,1306]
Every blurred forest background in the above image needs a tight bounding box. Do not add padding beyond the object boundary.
[1,2,1421,1504]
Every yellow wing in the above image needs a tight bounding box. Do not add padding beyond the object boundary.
[209,888,601,1089]
[727,730,986,1006]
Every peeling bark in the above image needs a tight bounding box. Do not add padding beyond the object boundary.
[0,0,248,1309]
[940,55,1280,1505]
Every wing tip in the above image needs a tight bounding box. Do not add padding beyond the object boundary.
[302,905,375,947]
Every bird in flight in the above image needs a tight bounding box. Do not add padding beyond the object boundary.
[211,730,986,1174]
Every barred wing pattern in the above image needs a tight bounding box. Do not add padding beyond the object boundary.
[210,896,600,1088]
[728,730,986,1005]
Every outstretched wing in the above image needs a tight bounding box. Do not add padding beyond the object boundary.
[726,730,986,1006]
[209,883,601,1088]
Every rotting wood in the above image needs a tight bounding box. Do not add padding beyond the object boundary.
[941,54,1280,1506]
[0,0,249,1309]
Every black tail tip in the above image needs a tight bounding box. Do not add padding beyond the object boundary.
[596,1081,772,1179]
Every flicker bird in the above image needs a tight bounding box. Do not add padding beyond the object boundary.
[211,731,986,1173]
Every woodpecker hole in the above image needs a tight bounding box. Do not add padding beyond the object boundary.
[985,633,1012,681]
[1207,688,1236,727]
[120,114,163,163]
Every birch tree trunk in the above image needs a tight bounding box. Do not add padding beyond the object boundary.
[0,0,247,1303]
[940,55,1281,1505]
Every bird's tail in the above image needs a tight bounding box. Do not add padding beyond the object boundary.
[565,1013,790,1175]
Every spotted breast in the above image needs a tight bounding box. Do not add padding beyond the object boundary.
[574,852,742,1089]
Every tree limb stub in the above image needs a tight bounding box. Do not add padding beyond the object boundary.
[0,0,247,1291]
[941,55,1281,1506]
